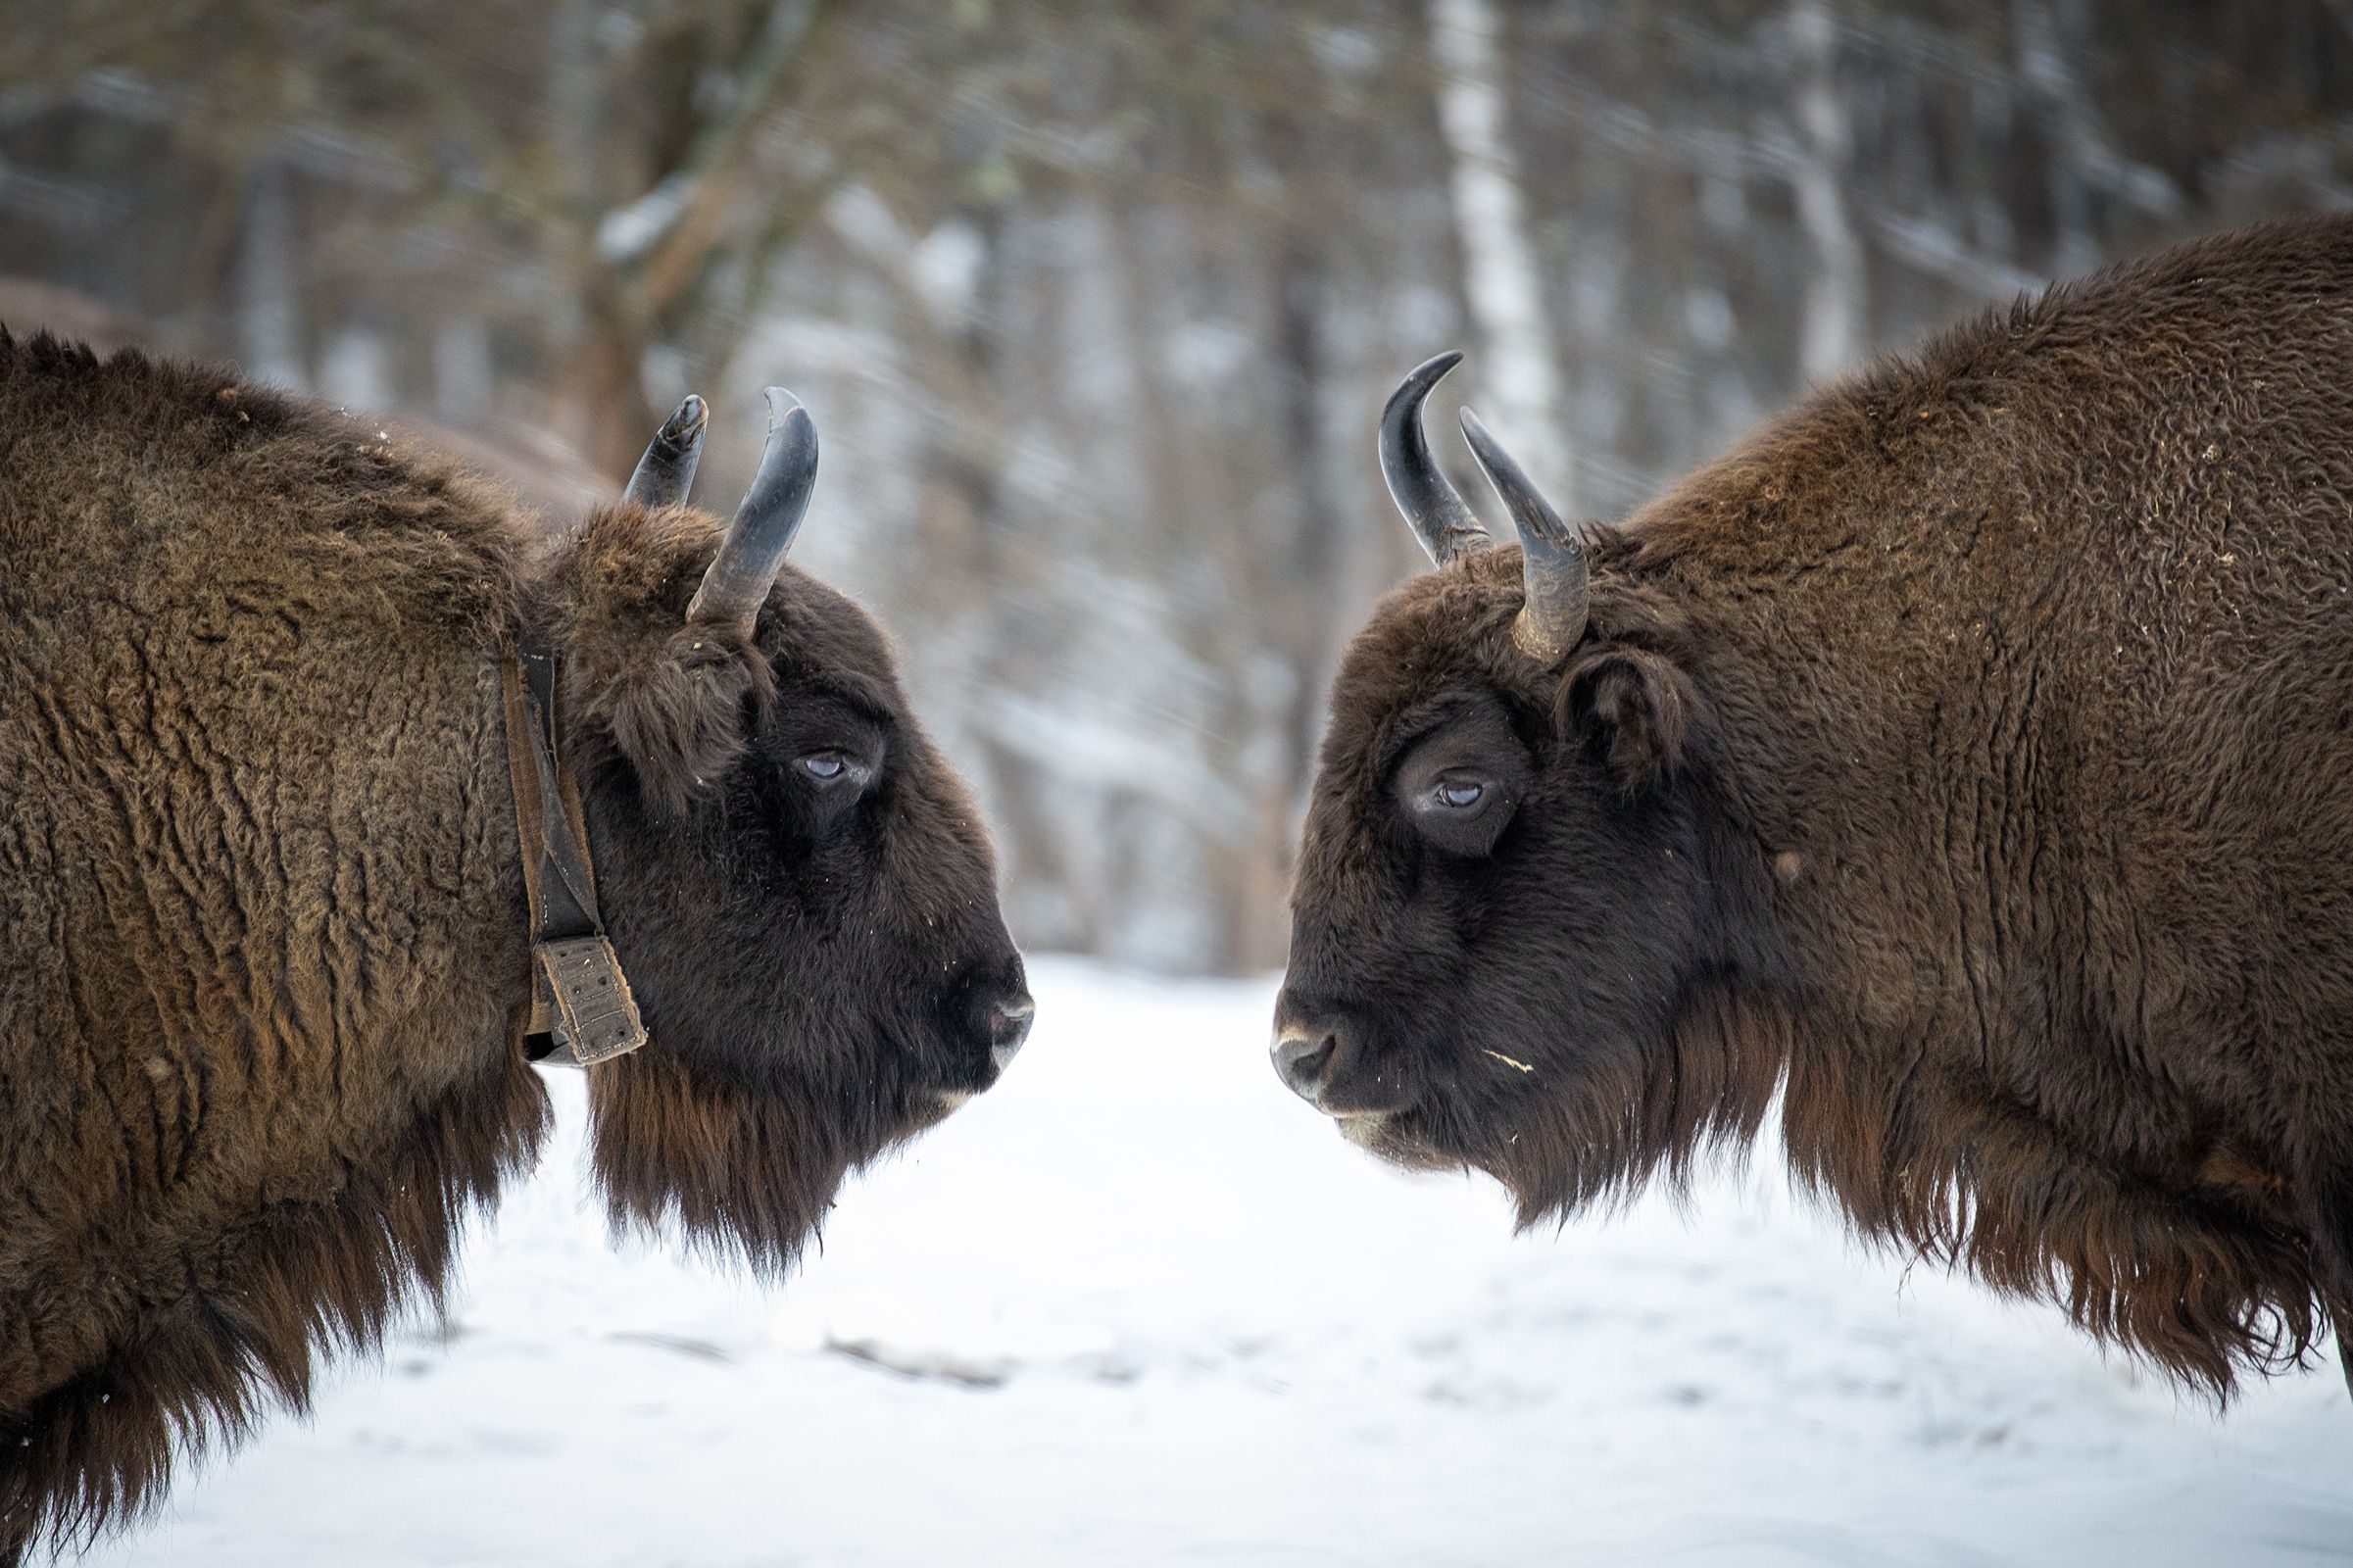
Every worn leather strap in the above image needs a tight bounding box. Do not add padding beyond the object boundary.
[501,635,648,1066]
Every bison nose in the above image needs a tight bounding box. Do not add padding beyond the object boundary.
[1272,1026,1340,1105]
[988,994,1035,1076]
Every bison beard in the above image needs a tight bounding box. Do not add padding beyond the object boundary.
[0,335,1026,1559]
[1281,216,2353,1399]
[591,1051,858,1270]
[590,1046,940,1273]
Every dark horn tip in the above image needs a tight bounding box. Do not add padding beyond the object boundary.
[1456,406,1590,662]
[1456,407,1575,548]
[682,385,822,633]
[641,394,707,454]
[761,385,805,430]
[1384,350,1465,417]
[755,395,818,480]
[1380,350,1491,566]
[622,392,711,509]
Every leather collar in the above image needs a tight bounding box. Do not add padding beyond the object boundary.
[500,632,648,1066]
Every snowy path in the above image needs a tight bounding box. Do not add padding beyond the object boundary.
[81,959,2352,1567]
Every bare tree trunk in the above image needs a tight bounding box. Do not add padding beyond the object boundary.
[552,0,830,479]
[2013,0,2103,276]
[1789,0,1864,384]
[577,285,661,479]
[1252,235,1339,969]
[434,318,494,422]
[1427,0,1571,508]
[234,152,305,391]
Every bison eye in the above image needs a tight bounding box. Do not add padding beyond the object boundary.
[800,752,850,782]
[1392,703,1528,858]
[1433,777,1485,810]
[1400,761,1515,858]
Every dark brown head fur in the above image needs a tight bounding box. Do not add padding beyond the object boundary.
[546,501,1028,1269]
[0,334,1024,1557]
[1281,216,2353,1399]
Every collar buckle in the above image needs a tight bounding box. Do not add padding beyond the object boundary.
[533,935,646,1066]
[503,636,649,1067]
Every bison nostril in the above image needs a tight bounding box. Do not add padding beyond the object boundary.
[1271,1029,1339,1104]
[988,995,1035,1074]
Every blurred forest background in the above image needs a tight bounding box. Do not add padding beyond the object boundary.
[3,1,2350,971]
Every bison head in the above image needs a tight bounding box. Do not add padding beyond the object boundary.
[547,391,1031,1270]
[1275,353,1779,1223]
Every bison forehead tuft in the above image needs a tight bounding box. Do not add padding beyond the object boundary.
[1323,553,1540,748]
[554,502,901,689]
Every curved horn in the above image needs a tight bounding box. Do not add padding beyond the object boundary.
[685,387,819,636]
[1458,407,1588,662]
[623,394,709,507]
[1380,351,1492,564]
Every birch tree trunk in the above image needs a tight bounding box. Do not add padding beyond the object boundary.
[1427,0,1572,510]
[234,153,306,391]
[1789,0,1865,384]
[2014,0,2104,276]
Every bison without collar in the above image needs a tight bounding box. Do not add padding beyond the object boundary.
[1278,215,2353,1399]
[0,336,1031,1557]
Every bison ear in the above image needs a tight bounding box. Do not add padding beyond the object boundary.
[575,625,775,815]
[1560,646,1696,791]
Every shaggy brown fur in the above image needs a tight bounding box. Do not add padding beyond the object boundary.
[0,335,1025,1559]
[1281,216,2353,1398]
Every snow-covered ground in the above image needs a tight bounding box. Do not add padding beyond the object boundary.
[80,959,2353,1567]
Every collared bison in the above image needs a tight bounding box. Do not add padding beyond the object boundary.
[0,333,1032,1557]
[1275,216,2353,1397]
